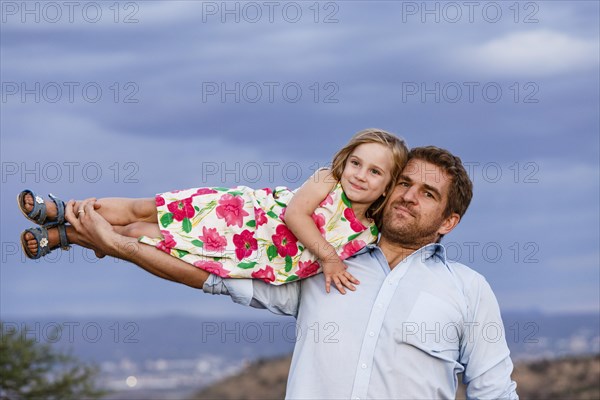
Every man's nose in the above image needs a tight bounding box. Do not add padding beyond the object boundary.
[401,186,418,203]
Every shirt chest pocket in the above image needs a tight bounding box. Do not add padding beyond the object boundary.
[393,291,463,362]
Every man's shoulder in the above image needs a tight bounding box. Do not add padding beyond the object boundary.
[444,259,491,297]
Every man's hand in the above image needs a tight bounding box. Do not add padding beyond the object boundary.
[65,198,119,259]
[322,258,359,294]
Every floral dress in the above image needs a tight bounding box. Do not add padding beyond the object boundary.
[138,183,378,284]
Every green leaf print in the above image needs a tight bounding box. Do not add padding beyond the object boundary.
[370,225,379,236]
[347,232,361,241]
[176,249,188,258]
[237,262,257,269]
[275,200,287,208]
[341,191,352,207]
[214,187,229,191]
[182,218,192,233]
[285,275,299,282]
[298,245,304,252]
[196,200,217,219]
[285,255,293,272]
[267,245,278,261]
[267,211,278,219]
[246,220,256,228]
[228,191,245,197]
[194,206,200,212]
[191,240,204,248]
[160,213,174,228]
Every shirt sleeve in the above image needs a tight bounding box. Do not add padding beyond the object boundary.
[202,274,301,317]
[460,275,519,400]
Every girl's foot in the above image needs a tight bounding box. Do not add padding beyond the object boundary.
[22,193,57,219]
[18,190,66,226]
[21,225,70,259]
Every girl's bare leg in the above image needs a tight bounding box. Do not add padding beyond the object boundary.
[114,222,162,239]
[77,198,158,225]
[23,222,162,256]
[21,194,157,225]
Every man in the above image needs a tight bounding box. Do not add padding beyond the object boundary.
[67,146,518,399]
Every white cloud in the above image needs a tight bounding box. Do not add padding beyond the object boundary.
[460,30,598,76]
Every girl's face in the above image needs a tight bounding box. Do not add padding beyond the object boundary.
[340,142,394,207]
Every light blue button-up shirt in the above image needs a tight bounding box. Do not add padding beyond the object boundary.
[204,243,518,399]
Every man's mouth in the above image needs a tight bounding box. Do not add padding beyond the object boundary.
[394,203,414,217]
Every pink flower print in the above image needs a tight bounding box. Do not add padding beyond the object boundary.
[198,226,227,252]
[344,208,366,232]
[167,198,195,221]
[215,194,249,227]
[251,265,276,283]
[156,195,165,207]
[271,224,299,257]
[340,240,366,260]
[193,260,230,278]
[319,193,333,207]
[262,188,273,196]
[254,207,267,227]
[233,230,258,261]
[312,213,326,236]
[193,188,218,197]
[297,260,320,278]
[156,230,177,254]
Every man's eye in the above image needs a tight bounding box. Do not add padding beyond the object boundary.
[399,182,409,187]
[424,192,433,198]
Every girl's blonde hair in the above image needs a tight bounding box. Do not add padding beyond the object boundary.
[330,128,408,226]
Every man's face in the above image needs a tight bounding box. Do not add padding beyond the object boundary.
[380,158,459,247]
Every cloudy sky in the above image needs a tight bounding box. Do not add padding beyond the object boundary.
[1,1,598,319]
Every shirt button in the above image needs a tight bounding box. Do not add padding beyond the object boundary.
[369,331,375,337]
[361,363,367,369]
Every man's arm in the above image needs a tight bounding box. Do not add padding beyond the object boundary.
[460,274,518,399]
[66,198,210,289]
[66,198,301,317]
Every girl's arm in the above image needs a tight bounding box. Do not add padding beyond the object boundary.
[285,169,359,294]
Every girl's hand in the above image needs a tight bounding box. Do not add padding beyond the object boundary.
[322,259,360,294]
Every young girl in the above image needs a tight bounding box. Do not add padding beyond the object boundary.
[19,129,407,293]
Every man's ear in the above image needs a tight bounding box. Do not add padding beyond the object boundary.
[437,213,460,236]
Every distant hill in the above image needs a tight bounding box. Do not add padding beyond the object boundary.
[191,354,600,400]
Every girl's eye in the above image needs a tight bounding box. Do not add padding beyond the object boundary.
[350,160,359,166]
[371,169,381,175]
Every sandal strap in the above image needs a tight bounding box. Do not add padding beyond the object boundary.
[48,193,65,225]
[56,224,71,249]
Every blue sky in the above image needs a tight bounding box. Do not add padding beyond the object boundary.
[1,1,598,318]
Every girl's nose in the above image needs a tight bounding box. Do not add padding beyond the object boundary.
[355,168,367,181]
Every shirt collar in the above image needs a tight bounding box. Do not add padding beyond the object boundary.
[363,242,448,266]
[419,242,447,263]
